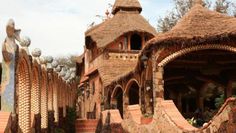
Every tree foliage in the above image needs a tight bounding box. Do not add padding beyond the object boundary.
[157,0,236,32]
[55,55,77,68]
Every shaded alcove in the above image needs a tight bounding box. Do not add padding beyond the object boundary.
[112,87,123,118]
[163,49,236,127]
[128,82,140,105]
[130,34,142,50]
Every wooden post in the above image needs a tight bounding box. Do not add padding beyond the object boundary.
[226,80,233,98]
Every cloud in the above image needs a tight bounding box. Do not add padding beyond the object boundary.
[0,0,175,61]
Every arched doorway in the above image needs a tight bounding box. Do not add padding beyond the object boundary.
[130,34,142,50]
[126,80,140,105]
[163,48,236,127]
[111,86,123,118]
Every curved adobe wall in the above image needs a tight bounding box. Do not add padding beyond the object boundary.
[16,49,32,133]
[31,63,41,115]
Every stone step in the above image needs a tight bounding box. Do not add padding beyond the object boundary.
[102,109,122,124]
[75,119,98,133]
[0,111,11,133]
[127,104,142,124]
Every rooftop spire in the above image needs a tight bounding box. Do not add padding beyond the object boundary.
[194,0,203,5]
[112,0,142,15]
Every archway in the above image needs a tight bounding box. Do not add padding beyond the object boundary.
[16,51,31,133]
[125,80,140,105]
[130,34,142,50]
[111,86,123,118]
[162,48,236,127]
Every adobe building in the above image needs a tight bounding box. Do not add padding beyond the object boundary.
[76,0,156,120]
[76,0,236,132]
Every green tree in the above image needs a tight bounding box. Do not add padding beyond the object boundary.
[215,0,231,14]
[157,0,235,32]
[55,55,77,68]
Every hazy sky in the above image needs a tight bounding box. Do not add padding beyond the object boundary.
[0,0,230,60]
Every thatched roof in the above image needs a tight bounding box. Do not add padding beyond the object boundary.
[97,58,137,87]
[106,3,236,88]
[85,11,157,49]
[142,3,236,55]
[112,0,142,15]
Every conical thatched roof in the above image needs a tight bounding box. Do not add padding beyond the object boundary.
[85,11,156,49]
[106,3,236,88]
[142,3,236,55]
[112,0,142,15]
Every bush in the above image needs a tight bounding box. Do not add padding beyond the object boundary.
[65,107,77,133]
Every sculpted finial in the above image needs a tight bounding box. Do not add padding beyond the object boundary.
[20,36,31,54]
[55,65,62,73]
[32,48,42,64]
[32,48,42,58]
[46,56,53,70]
[6,19,21,41]
[52,60,59,68]
[1,19,21,111]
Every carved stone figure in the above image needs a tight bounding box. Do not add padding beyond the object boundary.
[1,19,20,112]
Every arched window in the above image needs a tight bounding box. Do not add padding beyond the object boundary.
[128,82,139,105]
[130,34,142,50]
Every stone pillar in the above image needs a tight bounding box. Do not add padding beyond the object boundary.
[153,66,164,101]
[40,57,49,131]
[123,93,129,119]
[53,78,59,123]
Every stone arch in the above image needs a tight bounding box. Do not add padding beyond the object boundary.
[124,79,140,105]
[16,49,32,133]
[111,85,123,99]
[41,69,48,129]
[158,44,236,67]
[154,44,236,99]
[111,85,124,118]
[153,44,236,128]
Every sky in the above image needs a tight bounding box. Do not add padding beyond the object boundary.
[0,0,174,60]
[0,0,229,60]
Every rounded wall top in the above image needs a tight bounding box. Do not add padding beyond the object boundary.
[45,56,53,63]
[40,56,47,64]
[20,36,31,47]
[52,60,59,68]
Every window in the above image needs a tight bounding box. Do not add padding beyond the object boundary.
[130,34,142,50]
